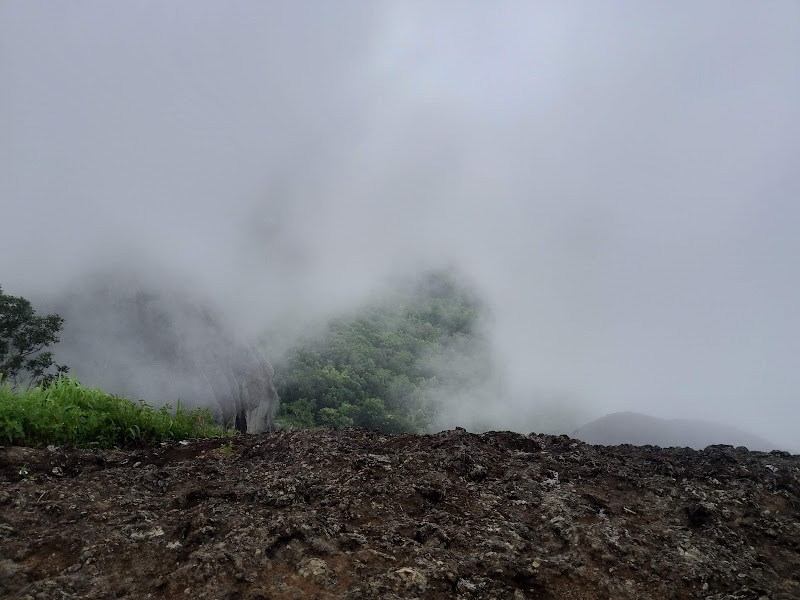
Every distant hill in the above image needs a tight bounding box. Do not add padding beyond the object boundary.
[572,411,784,452]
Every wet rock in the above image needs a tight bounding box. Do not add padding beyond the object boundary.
[296,557,336,588]
[0,428,798,599]
[686,502,715,527]
[368,566,428,596]
[0,559,29,595]
[468,464,488,481]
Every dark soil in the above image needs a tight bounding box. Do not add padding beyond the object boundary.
[1,428,799,599]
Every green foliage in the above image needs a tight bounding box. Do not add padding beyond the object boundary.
[220,440,235,457]
[317,406,354,430]
[273,270,488,434]
[0,285,69,388]
[0,376,233,448]
[276,397,318,430]
[352,397,393,430]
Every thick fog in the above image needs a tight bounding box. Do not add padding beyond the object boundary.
[2,2,799,450]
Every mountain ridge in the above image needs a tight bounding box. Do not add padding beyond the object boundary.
[572,411,786,452]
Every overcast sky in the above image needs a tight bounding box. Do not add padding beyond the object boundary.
[2,2,799,448]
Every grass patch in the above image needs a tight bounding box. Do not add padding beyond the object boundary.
[0,376,233,448]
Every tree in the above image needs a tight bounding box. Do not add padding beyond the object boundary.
[271,268,488,434]
[0,285,69,387]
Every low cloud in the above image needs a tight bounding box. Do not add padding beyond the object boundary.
[2,2,798,449]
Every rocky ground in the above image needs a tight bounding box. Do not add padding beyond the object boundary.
[1,428,798,600]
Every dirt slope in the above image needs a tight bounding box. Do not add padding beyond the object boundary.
[1,429,799,599]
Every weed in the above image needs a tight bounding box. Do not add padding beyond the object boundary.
[0,376,235,449]
[220,440,235,457]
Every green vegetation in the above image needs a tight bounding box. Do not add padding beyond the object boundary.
[272,270,490,434]
[0,271,494,446]
[0,284,69,388]
[0,283,233,448]
[0,376,231,448]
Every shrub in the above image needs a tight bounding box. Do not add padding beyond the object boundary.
[0,376,232,448]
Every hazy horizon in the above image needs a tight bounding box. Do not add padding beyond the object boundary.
[2,2,798,450]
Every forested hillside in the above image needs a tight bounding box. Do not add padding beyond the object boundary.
[272,270,492,434]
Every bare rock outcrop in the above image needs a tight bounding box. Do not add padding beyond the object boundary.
[1,428,798,599]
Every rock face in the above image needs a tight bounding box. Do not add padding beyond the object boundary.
[52,279,279,433]
[1,428,798,599]
[573,411,781,452]
[194,335,279,434]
